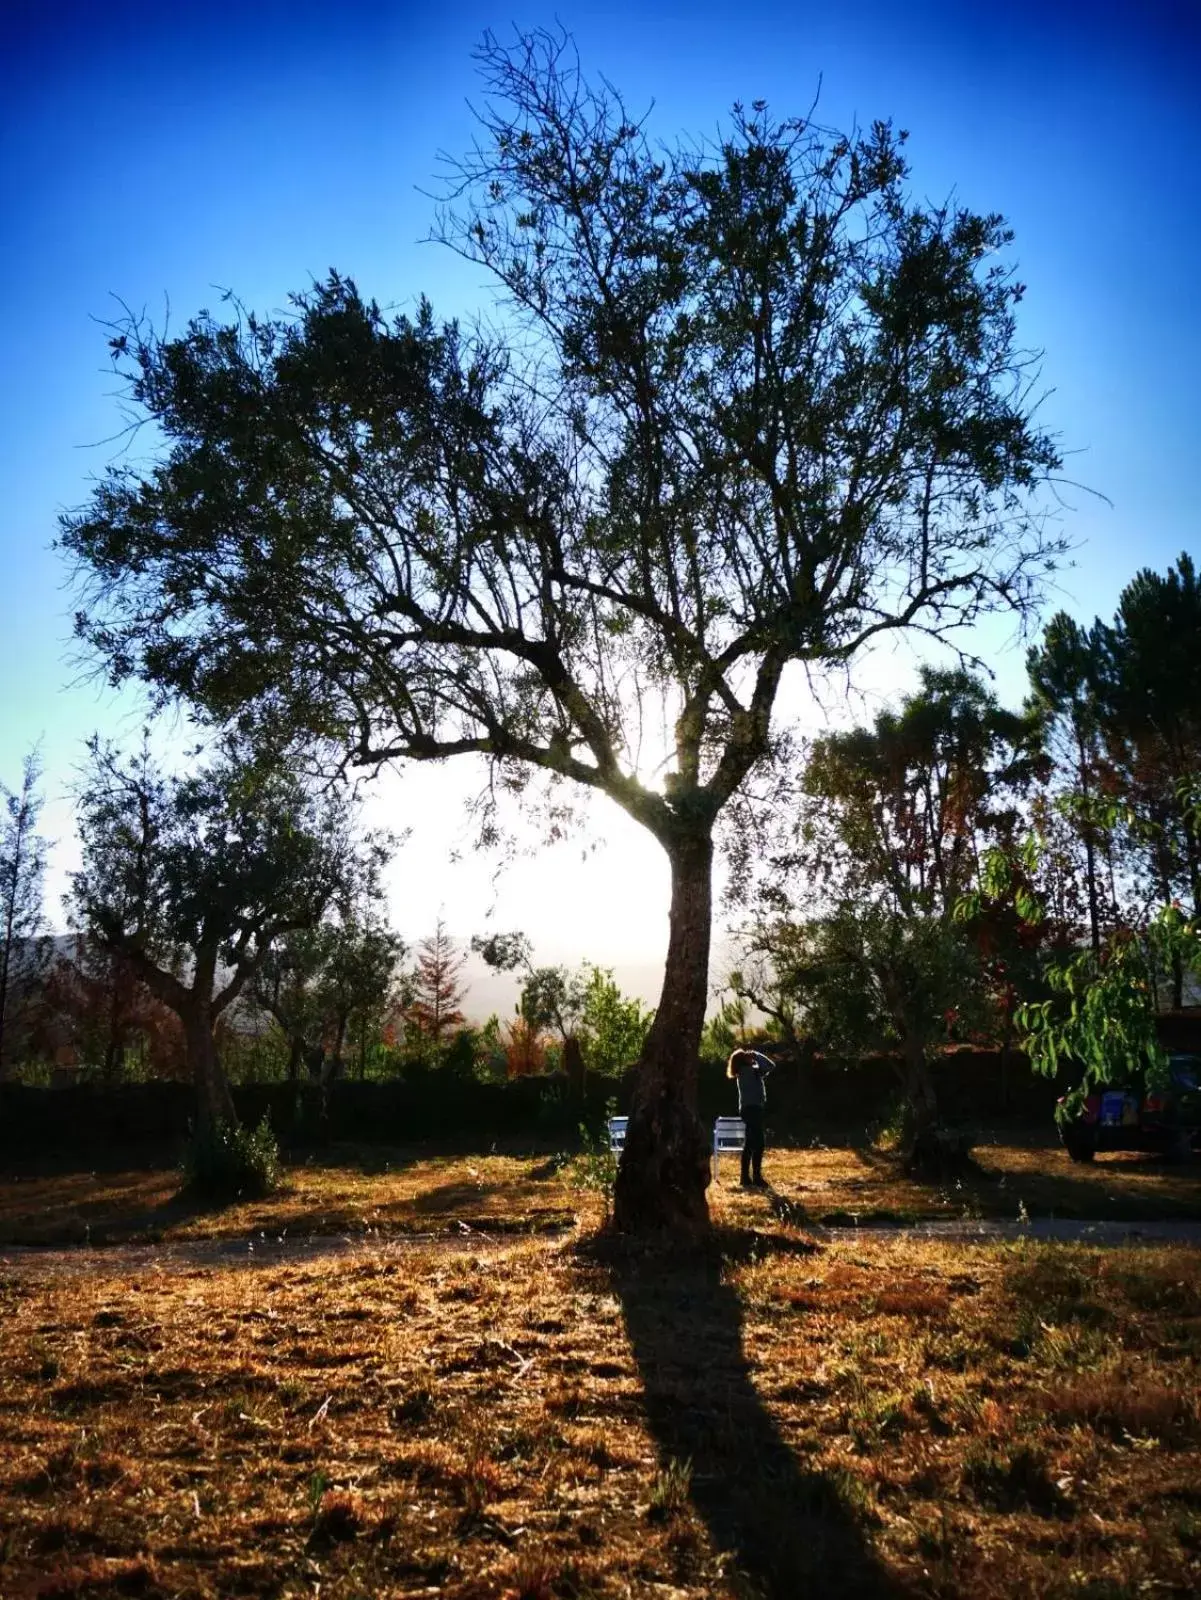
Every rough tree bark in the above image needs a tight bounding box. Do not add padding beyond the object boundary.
[898,1039,939,1147]
[562,1034,585,1100]
[104,940,244,1136]
[613,831,714,1232]
[183,998,237,1133]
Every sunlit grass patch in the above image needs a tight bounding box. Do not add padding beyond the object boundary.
[0,1208,1198,1595]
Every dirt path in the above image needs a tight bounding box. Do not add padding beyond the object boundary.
[813,1216,1201,1244]
[2,1214,1200,1277]
[0,1223,528,1277]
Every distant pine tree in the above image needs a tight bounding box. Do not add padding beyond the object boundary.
[406,918,467,1051]
[0,748,48,1077]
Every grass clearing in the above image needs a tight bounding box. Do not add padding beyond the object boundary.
[0,1158,1198,1597]
[3,1128,1198,1250]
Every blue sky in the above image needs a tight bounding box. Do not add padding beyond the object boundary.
[1,0,1197,988]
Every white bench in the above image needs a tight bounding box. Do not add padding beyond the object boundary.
[607,1115,747,1181]
[712,1116,746,1180]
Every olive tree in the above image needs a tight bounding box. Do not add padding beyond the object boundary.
[69,736,374,1130]
[62,31,1062,1228]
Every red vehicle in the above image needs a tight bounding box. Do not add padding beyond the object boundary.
[1059,1053,1201,1163]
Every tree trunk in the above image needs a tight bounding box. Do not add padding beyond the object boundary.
[898,1038,972,1178]
[183,1001,237,1133]
[898,1039,939,1147]
[613,831,712,1233]
[286,1035,303,1083]
[1076,725,1102,955]
[103,970,125,1083]
[562,1033,585,1100]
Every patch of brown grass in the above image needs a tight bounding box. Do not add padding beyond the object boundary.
[1047,1374,1199,1443]
[0,1147,582,1247]
[2,1130,1198,1254]
[0,1167,1198,1596]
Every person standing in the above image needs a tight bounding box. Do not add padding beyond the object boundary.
[726,1048,775,1187]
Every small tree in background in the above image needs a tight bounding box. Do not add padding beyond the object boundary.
[69,733,376,1150]
[503,1015,549,1078]
[250,926,329,1082]
[405,918,467,1058]
[321,915,406,1078]
[473,932,590,1090]
[39,939,186,1082]
[578,966,654,1078]
[0,748,49,1078]
[748,669,1039,1166]
[251,910,404,1082]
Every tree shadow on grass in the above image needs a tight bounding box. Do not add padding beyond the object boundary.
[595,1224,906,1599]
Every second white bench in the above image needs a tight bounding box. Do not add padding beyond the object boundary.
[712,1115,746,1180]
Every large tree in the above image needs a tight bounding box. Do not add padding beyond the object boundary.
[62,32,1062,1228]
[69,735,373,1130]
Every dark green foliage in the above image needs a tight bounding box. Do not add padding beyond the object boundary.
[179,1114,281,1201]
[1026,611,1112,952]
[68,732,388,1132]
[746,668,1040,1148]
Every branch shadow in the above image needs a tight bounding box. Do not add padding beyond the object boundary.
[595,1224,906,1598]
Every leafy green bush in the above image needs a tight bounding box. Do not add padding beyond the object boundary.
[180,1115,281,1201]
[568,1097,619,1206]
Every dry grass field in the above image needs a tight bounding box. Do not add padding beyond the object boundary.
[1,1134,1198,1250]
[0,1145,1199,1598]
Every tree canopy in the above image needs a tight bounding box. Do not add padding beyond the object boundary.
[61,30,1064,1228]
[69,734,381,1128]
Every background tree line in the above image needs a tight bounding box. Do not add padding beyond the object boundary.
[5,550,1196,1173]
[720,551,1201,1170]
[0,739,654,1105]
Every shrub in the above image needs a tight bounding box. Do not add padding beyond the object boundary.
[568,1099,619,1205]
[180,1115,281,1201]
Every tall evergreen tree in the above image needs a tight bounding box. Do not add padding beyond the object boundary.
[0,748,49,1077]
[1098,554,1201,925]
[1026,611,1113,952]
[406,918,467,1052]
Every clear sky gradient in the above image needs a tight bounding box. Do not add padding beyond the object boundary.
[2,0,1197,1004]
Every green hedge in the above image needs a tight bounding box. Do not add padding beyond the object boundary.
[0,1049,1068,1160]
